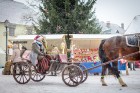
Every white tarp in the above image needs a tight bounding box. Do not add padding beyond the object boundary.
[10,34,65,41]
[124,15,140,35]
[72,34,122,40]
[0,47,5,67]
[71,34,122,49]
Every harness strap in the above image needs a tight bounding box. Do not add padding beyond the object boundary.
[135,34,140,50]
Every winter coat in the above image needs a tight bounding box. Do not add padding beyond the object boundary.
[30,42,44,65]
[10,49,22,63]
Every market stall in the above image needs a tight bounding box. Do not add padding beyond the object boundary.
[70,34,122,62]
[9,34,67,54]
[70,34,122,73]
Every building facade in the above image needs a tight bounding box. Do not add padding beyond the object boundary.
[0,0,36,66]
[0,0,35,50]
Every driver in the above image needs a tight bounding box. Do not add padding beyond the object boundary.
[30,35,45,66]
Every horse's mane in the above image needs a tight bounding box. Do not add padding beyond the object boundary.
[98,39,109,63]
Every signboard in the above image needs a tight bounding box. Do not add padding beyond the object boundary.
[13,41,27,44]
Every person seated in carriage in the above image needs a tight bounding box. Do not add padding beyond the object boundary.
[30,35,45,65]
[30,35,49,73]
[51,46,60,61]
[10,44,22,63]
[20,46,27,57]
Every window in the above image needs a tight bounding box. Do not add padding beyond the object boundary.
[116,30,119,33]
[26,26,33,35]
[9,24,16,36]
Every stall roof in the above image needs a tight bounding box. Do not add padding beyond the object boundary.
[71,34,122,40]
[10,34,65,41]
[71,34,122,49]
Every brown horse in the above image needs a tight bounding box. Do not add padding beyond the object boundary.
[98,35,140,87]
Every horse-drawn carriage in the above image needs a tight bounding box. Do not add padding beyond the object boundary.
[12,50,88,87]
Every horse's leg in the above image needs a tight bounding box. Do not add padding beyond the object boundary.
[101,65,108,86]
[109,63,127,87]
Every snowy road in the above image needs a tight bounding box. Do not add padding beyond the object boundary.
[0,68,140,93]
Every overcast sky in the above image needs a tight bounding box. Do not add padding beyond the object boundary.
[15,0,140,29]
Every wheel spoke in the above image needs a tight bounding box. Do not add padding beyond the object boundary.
[64,76,70,80]
[22,75,25,83]
[23,74,28,81]
[19,75,23,83]
[15,74,20,79]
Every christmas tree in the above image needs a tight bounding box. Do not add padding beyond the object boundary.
[35,0,101,34]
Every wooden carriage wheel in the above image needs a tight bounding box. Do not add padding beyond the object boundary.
[62,64,83,87]
[30,64,46,82]
[13,62,31,84]
[79,64,88,83]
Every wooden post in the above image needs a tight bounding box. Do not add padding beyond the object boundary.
[126,62,129,75]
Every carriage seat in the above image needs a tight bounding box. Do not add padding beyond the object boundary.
[59,54,68,63]
[21,50,31,62]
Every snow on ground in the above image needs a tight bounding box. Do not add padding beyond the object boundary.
[0,68,140,93]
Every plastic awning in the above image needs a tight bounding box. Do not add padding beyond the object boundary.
[124,15,140,35]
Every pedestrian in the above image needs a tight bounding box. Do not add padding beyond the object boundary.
[129,62,136,71]
[50,46,60,76]
[10,44,22,63]
[8,45,13,60]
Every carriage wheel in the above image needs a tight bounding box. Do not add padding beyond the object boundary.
[13,62,31,84]
[30,65,46,82]
[62,64,83,87]
[79,64,88,83]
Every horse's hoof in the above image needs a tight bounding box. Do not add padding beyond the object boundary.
[122,84,127,87]
[102,84,108,86]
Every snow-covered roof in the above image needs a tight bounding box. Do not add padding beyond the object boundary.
[10,34,65,41]
[0,0,36,25]
[100,21,125,34]
[71,34,122,40]
[124,15,140,35]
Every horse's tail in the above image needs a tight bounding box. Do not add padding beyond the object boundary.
[98,39,108,63]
